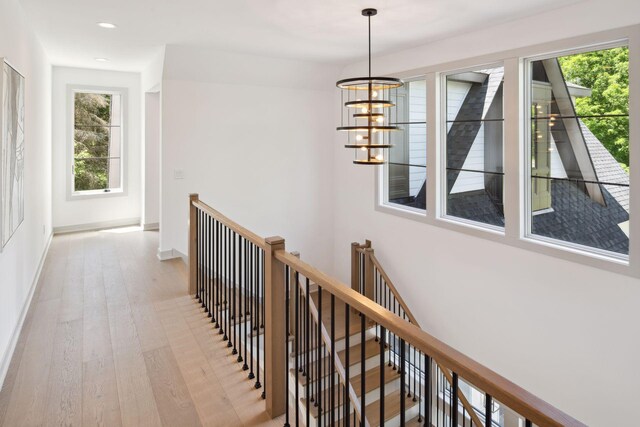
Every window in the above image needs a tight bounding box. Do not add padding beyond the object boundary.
[72,89,124,195]
[384,78,427,210]
[442,65,505,228]
[526,45,629,257]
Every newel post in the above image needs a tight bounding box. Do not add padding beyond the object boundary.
[265,236,286,418]
[364,247,375,301]
[289,251,300,342]
[188,193,199,296]
[350,242,360,293]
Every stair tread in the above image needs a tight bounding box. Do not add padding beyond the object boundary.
[364,392,419,427]
[300,366,408,421]
[406,415,428,426]
[350,364,401,395]
[290,338,384,386]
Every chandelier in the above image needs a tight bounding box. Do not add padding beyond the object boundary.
[336,8,404,165]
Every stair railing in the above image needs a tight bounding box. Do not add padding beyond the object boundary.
[354,240,485,426]
[188,194,269,403]
[188,195,586,427]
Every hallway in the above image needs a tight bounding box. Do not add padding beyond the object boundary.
[0,230,279,427]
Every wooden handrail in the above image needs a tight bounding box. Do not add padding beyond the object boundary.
[275,249,586,427]
[191,199,266,249]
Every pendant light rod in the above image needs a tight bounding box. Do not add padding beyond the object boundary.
[362,8,377,79]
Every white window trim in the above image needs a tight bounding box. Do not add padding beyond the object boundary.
[374,24,640,278]
[523,40,630,264]
[438,61,506,233]
[66,85,129,201]
[379,75,428,214]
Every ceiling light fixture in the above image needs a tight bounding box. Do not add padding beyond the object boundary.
[95,58,109,62]
[336,8,403,165]
[97,22,117,29]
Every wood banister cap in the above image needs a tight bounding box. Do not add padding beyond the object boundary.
[265,236,285,246]
[189,193,199,200]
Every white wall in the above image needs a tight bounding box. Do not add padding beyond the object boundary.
[160,45,339,271]
[143,91,160,228]
[0,0,51,385]
[51,67,141,230]
[333,1,640,426]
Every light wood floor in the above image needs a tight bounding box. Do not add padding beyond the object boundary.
[0,229,284,427]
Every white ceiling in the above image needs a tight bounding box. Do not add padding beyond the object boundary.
[19,0,580,72]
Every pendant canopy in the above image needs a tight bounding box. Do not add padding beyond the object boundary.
[336,8,404,165]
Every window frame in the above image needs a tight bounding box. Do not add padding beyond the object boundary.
[378,75,428,215]
[373,25,640,277]
[66,85,128,200]
[522,41,630,262]
[438,61,506,234]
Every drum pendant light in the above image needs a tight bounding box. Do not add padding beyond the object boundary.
[336,8,403,165]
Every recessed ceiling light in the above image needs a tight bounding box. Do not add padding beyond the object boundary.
[97,22,117,29]
[95,58,109,62]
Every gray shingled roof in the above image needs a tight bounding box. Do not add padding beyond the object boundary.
[581,120,630,213]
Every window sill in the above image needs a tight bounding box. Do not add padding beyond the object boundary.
[69,189,126,201]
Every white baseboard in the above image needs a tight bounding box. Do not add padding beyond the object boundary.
[142,222,159,231]
[0,232,53,389]
[157,248,187,262]
[53,217,140,234]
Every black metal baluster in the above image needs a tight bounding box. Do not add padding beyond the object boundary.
[436,366,440,427]
[525,419,532,427]
[260,250,266,398]
[344,303,350,427]
[243,239,249,370]
[360,313,365,427]
[255,245,262,390]
[400,338,406,426]
[213,220,221,329]
[317,289,322,424]
[284,265,290,427]
[425,354,431,427]
[237,235,243,363]
[207,215,211,315]
[452,373,458,427]
[485,394,492,427]
[204,214,208,313]
[196,209,201,303]
[418,350,423,423]
[330,294,336,426]
[223,226,228,340]
[232,232,238,354]
[380,326,386,427]
[210,217,215,323]
[293,271,300,426]
[305,278,311,427]
[248,242,255,381]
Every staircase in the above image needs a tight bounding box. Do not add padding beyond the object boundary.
[291,289,420,427]
[187,194,587,427]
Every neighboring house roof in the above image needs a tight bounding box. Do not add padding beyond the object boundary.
[581,120,630,213]
[393,69,630,254]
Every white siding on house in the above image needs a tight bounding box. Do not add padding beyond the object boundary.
[550,138,568,178]
[446,80,486,194]
[449,70,503,195]
[451,126,485,193]
[408,80,426,196]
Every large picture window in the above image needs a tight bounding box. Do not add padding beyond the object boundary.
[526,45,629,257]
[72,90,123,194]
[443,66,505,228]
[384,78,427,210]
